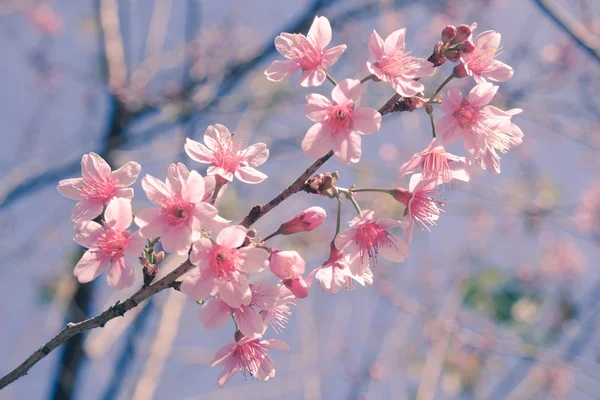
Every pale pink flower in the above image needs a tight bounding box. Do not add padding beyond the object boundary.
[575,179,600,235]
[211,335,289,387]
[199,283,280,338]
[335,210,409,268]
[134,163,228,255]
[264,16,346,87]
[393,174,444,244]
[57,152,141,222]
[366,28,435,97]
[302,79,381,164]
[278,206,326,235]
[27,4,63,36]
[73,198,145,289]
[455,30,514,83]
[185,124,269,184]
[307,243,373,293]
[436,82,523,174]
[181,226,269,308]
[269,250,305,280]
[262,286,296,333]
[398,138,470,183]
[540,234,586,281]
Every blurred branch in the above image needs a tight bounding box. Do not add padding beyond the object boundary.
[99,0,128,88]
[533,0,600,63]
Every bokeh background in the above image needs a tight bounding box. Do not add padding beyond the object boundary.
[1,0,600,399]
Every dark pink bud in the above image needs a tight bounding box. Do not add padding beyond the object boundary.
[453,62,468,78]
[278,206,326,235]
[458,40,475,54]
[441,25,457,43]
[453,24,472,44]
[284,276,309,299]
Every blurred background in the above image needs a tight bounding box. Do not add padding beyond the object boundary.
[1,0,599,399]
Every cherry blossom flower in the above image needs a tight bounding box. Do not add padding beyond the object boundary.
[398,138,470,183]
[134,163,228,255]
[393,174,444,244]
[199,283,280,338]
[302,79,381,164]
[454,30,514,83]
[436,82,523,174]
[57,152,141,223]
[185,124,269,184]
[262,286,296,333]
[269,250,305,280]
[211,334,289,387]
[575,179,600,235]
[307,243,373,293]
[366,28,435,97]
[264,16,346,87]
[73,198,145,289]
[335,210,409,267]
[181,226,269,308]
[278,206,326,235]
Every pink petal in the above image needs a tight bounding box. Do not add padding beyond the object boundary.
[141,174,171,206]
[106,257,135,289]
[366,62,386,81]
[181,266,215,301]
[305,93,332,122]
[211,341,237,366]
[379,234,409,262]
[160,224,192,255]
[104,198,133,231]
[165,163,188,194]
[125,231,145,257]
[436,115,461,143]
[253,354,276,381]
[57,178,83,200]
[134,208,165,239]
[81,152,111,181]
[199,299,231,330]
[391,77,424,97]
[484,61,514,82]
[205,124,232,150]
[376,217,402,229]
[262,339,290,351]
[182,169,205,202]
[302,123,333,158]
[190,238,214,265]
[242,143,269,167]
[114,187,134,200]
[184,138,213,164]
[468,81,497,107]
[73,251,107,283]
[216,358,241,388]
[275,34,299,59]
[207,166,234,182]
[441,88,463,115]
[306,16,331,49]
[73,220,104,248]
[111,161,141,187]
[216,225,247,249]
[383,28,406,54]
[217,272,251,308]
[250,283,280,310]
[352,107,381,134]
[398,153,424,178]
[449,164,471,182]
[71,199,103,222]
[264,59,300,82]
[233,306,265,337]
[333,130,361,164]
[476,30,501,52]
[238,247,269,273]
[322,45,346,68]
[234,166,267,184]
[299,68,326,87]
[332,78,361,104]
[368,30,385,60]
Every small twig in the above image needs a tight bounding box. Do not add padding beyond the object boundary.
[326,71,338,86]
[359,74,374,84]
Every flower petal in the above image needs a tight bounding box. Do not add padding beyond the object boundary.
[305,93,332,122]
[264,59,299,82]
[134,208,164,239]
[332,78,361,104]
[379,234,409,262]
[238,247,269,273]
[141,174,171,206]
[111,161,141,187]
[299,68,326,87]
[217,272,251,308]
[71,199,103,222]
[74,251,107,283]
[234,166,268,184]
[306,15,331,49]
[73,220,104,248]
[216,225,247,249]
[322,45,346,68]
[81,152,111,181]
[333,130,361,164]
[383,28,406,54]
[199,299,232,330]
[181,266,215,301]
[242,143,269,167]
[233,306,265,337]
[185,138,213,164]
[352,107,381,134]
[57,178,83,200]
[104,198,133,231]
[106,257,135,289]
[302,123,333,158]
[368,30,385,60]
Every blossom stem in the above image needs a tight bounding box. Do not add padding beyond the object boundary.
[262,230,280,242]
[427,110,437,138]
[335,195,342,236]
[349,196,361,214]
[326,71,338,86]
[210,180,226,205]
[428,73,455,102]
[359,74,374,84]
[350,187,393,194]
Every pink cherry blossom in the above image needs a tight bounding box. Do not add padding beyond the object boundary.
[57,152,141,222]
[393,174,444,244]
[134,163,228,255]
[398,138,470,183]
[278,206,326,235]
[181,226,269,308]
[262,285,296,334]
[269,250,305,280]
[454,30,514,83]
[211,335,289,387]
[264,16,346,87]
[283,276,309,299]
[185,124,269,184]
[366,28,435,97]
[307,243,373,293]
[436,82,523,174]
[199,283,280,338]
[335,210,409,267]
[302,79,381,164]
[73,198,145,289]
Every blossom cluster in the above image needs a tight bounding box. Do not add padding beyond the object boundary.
[57,15,522,388]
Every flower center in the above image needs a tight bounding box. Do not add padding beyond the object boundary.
[236,340,271,378]
[326,104,354,134]
[286,34,322,69]
[78,176,117,203]
[212,246,240,279]
[377,50,418,77]
[355,222,394,261]
[421,151,451,182]
[466,45,502,74]
[408,190,443,230]
[454,98,485,130]
[96,229,130,261]
[162,197,194,226]
[212,141,245,174]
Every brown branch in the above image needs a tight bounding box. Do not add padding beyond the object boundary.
[0,259,195,390]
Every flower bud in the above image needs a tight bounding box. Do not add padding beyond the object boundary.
[278,206,326,235]
[392,187,410,207]
[458,40,475,54]
[284,276,309,299]
[444,48,461,62]
[453,62,468,78]
[441,25,457,43]
[453,24,472,43]
[269,250,305,280]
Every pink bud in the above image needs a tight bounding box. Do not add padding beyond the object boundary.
[458,40,475,54]
[453,62,468,78]
[441,25,457,43]
[453,24,472,43]
[278,206,326,235]
[392,188,411,207]
[269,250,305,280]
[284,276,309,299]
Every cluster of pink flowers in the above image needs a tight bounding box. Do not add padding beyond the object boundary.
[55,15,522,389]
